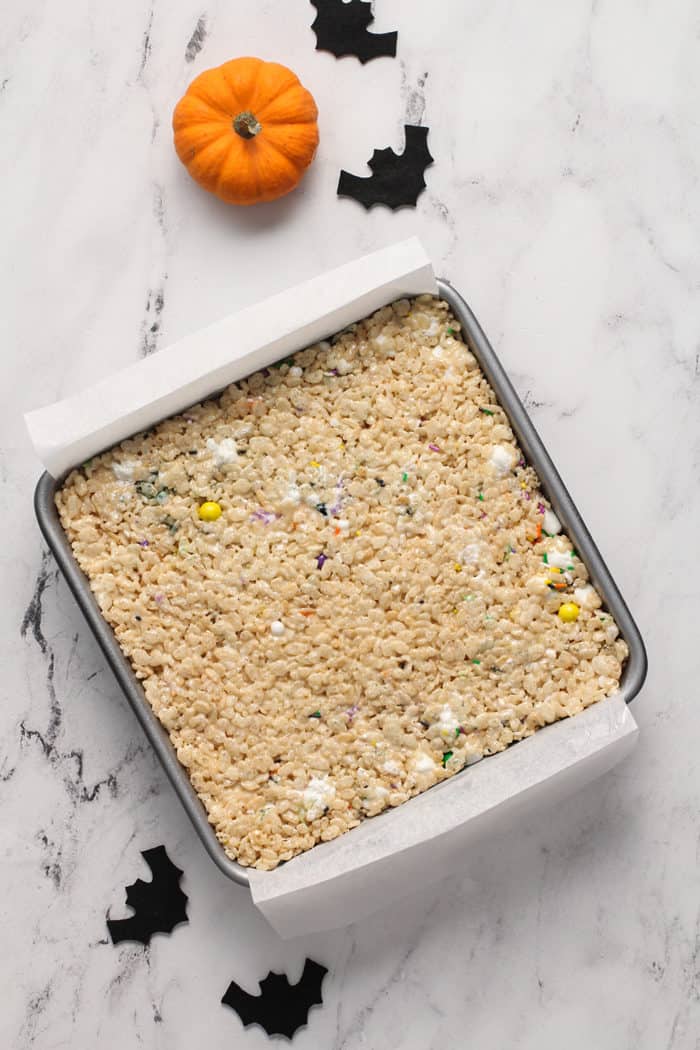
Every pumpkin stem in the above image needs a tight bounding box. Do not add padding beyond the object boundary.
[233,111,262,139]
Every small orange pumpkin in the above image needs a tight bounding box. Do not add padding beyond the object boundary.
[173,57,319,206]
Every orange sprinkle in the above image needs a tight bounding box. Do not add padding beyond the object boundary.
[334,526,342,536]
[300,609,315,617]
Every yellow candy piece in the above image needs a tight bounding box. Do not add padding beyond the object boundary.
[558,602,580,623]
[198,501,222,522]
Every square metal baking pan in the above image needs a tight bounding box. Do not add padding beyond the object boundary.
[33,279,648,888]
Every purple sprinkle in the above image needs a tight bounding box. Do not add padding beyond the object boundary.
[154,594,164,604]
[518,457,526,467]
[428,443,441,452]
[251,509,278,525]
[316,552,328,569]
[346,703,359,723]
[138,539,149,547]
[525,492,532,500]
[537,502,546,514]
[329,475,345,516]
[480,511,487,519]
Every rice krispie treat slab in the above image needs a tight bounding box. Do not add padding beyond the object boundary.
[56,295,628,871]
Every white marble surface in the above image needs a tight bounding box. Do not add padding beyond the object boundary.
[2,0,699,1046]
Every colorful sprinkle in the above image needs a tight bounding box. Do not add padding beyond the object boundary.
[316,552,328,569]
[310,460,321,469]
[315,502,328,516]
[447,327,455,335]
[454,563,462,573]
[251,508,277,525]
[547,579,568,591]
[428,443,441,452]
[309,711,322,719]
[537,502,546,514]
[479,407,495,416]
[472,659,481,665]
[402,472,409,482]
[442,751,453,767]
[478,492,484,501]
[138,539,149,547]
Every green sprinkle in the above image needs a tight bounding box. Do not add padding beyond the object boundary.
[572,548,579,558]
[455,727,462,737]
[479,407,495,416]
[309,711,322,719]
[402,472,408,482]
[472,659,481,665]
[543,553,549,564]
[447,327,455,335]
[442,751,453,767]
[478,492,484,501]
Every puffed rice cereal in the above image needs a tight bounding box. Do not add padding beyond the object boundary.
[56,296,627,870]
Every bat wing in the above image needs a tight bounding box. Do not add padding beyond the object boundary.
[107,845,188,946]
[338,126,434,209]
[222,959,328,1039]
[310,0,397,64]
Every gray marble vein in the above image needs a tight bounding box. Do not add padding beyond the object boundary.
[3,0,700,1047]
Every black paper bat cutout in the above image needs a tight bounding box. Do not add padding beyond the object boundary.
[310,0,397,64]
[222,958,328,1039]
[106,845,188,946]
[337,125,434,210]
